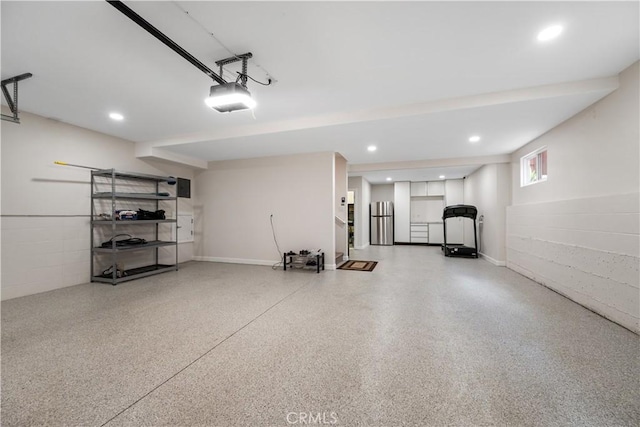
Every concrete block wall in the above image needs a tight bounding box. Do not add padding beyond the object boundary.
[506,192,640,332]
[1,216,90,299]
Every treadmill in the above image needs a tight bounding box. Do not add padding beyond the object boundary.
[442,204,478,258]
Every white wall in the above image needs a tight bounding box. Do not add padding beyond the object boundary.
[1,109,195,300]
[506,61,639,333]
[512,64,639,205]
[371,184,394,203]
[464,164,511,265]
[194,152,336,267]
[348,176,371,249]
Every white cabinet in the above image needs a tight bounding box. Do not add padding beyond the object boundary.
[410,199,427,223]
[410,222,444,244]
[411,180,445,196]
[410,181,427,197]
[394,182,411,243]
[397,179,465,245]
[427,181,445,196]
[411,197,443,223]
[410,223,429,243]
[428,223,444,244]
[425,198,444,222]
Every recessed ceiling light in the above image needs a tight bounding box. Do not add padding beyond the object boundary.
[386,177,392,181]
[109,112,124,121]
[537,25,563,42]
[469,135,481,143]
[367,145,377,152]
[439,175,445,179]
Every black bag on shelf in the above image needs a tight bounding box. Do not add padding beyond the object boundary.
[100,234,147,248]
[137,209,165,220]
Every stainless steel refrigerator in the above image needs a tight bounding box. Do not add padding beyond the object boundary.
[371,201,394,245]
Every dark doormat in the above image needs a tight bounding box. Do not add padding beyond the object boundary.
[338,260,378,272]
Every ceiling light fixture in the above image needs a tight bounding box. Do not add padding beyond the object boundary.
[367,145,377,152]
[469,135,481,143]
[205,53,257,113]
[205,82,256,113]
[439,175,446,179]
[386,177,392,181]
[537,24,563,42]
[109,112,124,121]
[107,1,265,114]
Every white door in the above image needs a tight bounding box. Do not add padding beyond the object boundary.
[173,214,194,243]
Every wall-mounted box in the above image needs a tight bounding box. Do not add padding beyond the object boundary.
[177,178,191,198]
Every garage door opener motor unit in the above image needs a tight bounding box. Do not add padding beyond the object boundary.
[442,205,478,258]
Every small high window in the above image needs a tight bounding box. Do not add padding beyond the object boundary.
[521,147,547,187]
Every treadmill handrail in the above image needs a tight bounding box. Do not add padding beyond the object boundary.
[442,204,478,220]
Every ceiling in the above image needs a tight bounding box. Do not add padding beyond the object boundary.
[2,1,638,184]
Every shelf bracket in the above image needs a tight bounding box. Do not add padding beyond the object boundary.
[215,53,252,88]
[1,73,32,124]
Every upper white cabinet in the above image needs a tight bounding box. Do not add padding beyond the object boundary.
[427,181,445,196]
[410,181,427,197]
[411,181,445,196]
[394,182,411,243]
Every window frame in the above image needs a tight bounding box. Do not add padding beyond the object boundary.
[520,146,548,187]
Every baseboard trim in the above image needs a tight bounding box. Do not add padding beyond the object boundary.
[193,256,276,267]
[193,256,336,271]
[479,253,506,266]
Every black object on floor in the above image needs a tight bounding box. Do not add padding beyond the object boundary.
[283,251,325,273]
[442,205,478,258]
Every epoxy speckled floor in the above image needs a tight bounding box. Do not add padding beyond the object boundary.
[2,245,639,426]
